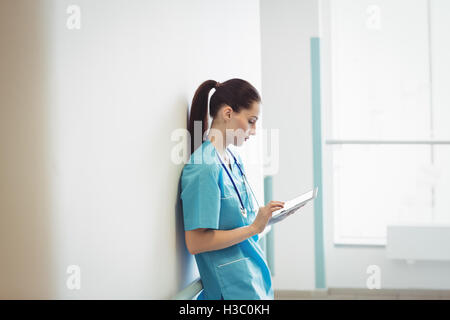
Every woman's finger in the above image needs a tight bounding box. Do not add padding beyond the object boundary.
[269,202,285,207]
[269,203,284,209]
[269,204,284,211]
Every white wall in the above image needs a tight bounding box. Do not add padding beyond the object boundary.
[260,0,320,291]
[0,0,263,299]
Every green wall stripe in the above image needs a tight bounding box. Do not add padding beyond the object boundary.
[311,37,326,289]
[264,176,275,276]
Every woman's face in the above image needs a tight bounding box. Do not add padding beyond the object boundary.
[226,101,260,147]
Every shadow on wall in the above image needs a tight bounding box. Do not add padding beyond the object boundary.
[0,0,54,299]
[173,101,199,297]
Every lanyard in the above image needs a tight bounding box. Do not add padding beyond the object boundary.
[226,149,261,210]
[215,148,259,217]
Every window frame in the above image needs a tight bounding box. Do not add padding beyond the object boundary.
[320,0,450,246]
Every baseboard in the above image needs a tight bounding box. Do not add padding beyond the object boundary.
[274,288,450,300]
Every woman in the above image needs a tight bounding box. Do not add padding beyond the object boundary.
[180,78,285,300]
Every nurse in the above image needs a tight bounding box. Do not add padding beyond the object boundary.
[180,78,285,300]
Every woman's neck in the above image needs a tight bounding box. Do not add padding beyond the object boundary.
[206,125,229,162]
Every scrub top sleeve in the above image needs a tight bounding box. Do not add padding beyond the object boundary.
[181,163,221,231]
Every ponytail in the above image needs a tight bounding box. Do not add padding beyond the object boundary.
[188,80,217,154]
[188,78,261,154]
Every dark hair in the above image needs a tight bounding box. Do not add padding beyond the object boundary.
[188,78,261,154]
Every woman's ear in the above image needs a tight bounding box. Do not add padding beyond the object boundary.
[222,105,233,121]
[222,104,233,121]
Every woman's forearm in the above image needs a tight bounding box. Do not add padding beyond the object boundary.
[185,225,258,255]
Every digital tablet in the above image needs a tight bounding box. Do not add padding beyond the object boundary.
[268,187,318,226]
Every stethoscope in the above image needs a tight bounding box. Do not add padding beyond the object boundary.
[214,148,261,218]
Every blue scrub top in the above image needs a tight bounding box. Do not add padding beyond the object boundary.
[180,139,273,300]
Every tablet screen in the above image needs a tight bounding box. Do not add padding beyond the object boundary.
[271,187,318,219]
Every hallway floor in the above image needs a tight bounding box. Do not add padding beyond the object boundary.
[275,288,450,300]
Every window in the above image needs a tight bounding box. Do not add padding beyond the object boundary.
[327,0,450,245]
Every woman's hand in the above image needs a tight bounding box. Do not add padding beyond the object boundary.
[251,200,285,234]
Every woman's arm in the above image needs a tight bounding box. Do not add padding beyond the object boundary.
[185,226,257,255]
[185,200,284,255]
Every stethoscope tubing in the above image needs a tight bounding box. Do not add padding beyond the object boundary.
[215,148,260,215]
